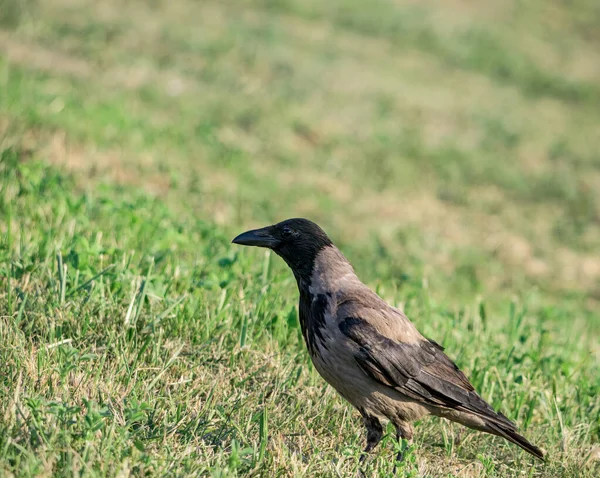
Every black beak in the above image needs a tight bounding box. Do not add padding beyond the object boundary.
[232,226,280,248]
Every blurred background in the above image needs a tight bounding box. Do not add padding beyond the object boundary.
[2,0,600,301]
[1,0,600,475]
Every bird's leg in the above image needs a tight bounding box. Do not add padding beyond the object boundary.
[359,414,383,464]
[392,423,413,473]
[394,432,410,463]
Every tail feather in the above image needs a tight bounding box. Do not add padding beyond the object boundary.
[485,421,545,461]
[456,391,544,461]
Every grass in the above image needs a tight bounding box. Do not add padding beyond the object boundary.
[1,0,599,476]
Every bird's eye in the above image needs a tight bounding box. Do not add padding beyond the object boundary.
[281,227,293,238]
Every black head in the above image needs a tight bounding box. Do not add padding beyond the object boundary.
[232,218,333,280]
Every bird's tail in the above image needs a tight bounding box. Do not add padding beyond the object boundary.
[455,390,544,460]
[484,420,544,461]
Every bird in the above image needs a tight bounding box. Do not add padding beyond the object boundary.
[232,218,544,466]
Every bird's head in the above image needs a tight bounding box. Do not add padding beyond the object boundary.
[232,218,333,280]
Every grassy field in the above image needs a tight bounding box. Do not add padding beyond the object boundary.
[1,0,600,476]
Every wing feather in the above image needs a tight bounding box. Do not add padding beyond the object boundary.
[339,316,515,429]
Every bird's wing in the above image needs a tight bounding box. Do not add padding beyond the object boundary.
[338,314,515,429]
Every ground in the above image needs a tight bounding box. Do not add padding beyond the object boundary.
[0,0,599,476]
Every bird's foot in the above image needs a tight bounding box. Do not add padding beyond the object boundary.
[392,438,412,474]
[357,453,372,478]
[357,414,383,469]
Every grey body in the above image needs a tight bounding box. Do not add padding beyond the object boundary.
[300,246,483,436]
[232,218,543,463]
[301,248,426,422]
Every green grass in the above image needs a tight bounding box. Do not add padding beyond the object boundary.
[1,0,599,476]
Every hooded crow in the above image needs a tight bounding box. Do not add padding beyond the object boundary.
[232,218,544,464]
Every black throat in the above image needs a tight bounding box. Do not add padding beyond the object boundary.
[285,245,336,356]
[272,230,334,355]
[296,280,330,355]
